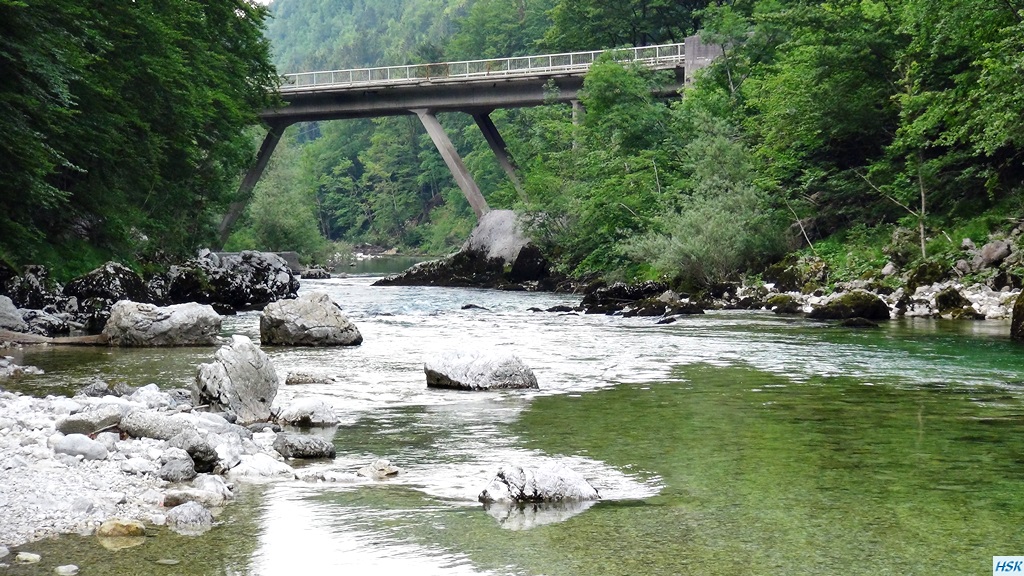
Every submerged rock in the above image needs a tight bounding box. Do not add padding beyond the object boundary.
[478,462,600,504]
[102,301,221,347]
[96,519,146,538]
[424,351,538,390]
[357,459,400,479]
[193,335,278,424]
[166,501,214,535]
[260,291,362,346]
[484,500,598,531]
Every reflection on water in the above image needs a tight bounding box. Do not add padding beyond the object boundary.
[5,276,1024,575]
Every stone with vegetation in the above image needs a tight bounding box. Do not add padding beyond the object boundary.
[161,251,300,312]
[260,291,362,346]
[374,211,559,290]
[808,291,891,321]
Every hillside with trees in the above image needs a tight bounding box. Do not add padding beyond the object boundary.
[244,0,1024,291]
[0,0,278,278]
[4,0,1021,293]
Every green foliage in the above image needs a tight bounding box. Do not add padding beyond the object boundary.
[0,0,278,274]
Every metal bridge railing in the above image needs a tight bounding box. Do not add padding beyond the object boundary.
[280,43,685,91]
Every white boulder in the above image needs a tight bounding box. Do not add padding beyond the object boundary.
[193,335,278,424]
[274,398,338,427]
[260,291,362,346]
[425,351,538,390]
[102,301,221,347]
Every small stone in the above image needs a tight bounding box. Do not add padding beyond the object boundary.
[15,552,41,564]
[159,458,197,482]
[0,545,9,558]
[155,559,180,566]
[96,519,146,538]
[357,458,400,479]
[54,434,108,460]
[55,564,80,575]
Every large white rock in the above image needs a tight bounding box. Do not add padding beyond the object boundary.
[425,351,538,390]
[260,291,362,346]
[193,335,278,424]
[478,462,600,503]
[102,301,221,347]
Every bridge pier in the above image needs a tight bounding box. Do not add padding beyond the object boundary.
[472,112,525,203]
[216,123,285,249]
[414,109,490,218]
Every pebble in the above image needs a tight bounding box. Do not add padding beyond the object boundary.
[55,565,80,575]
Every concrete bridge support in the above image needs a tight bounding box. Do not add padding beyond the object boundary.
[472,112,525,202]
[414,109,490,218]
[216,123,285,249]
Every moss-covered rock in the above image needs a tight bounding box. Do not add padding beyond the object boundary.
[1011,295,1024,341]
[765,294,801,314]
[808,290,890,321]
[905,260,947,293]
[934,286,972,315]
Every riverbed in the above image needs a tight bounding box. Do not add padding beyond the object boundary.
[4,271,1024,575]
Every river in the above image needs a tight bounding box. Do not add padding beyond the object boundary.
[5,268,1024,575]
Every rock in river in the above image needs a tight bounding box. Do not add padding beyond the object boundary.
[193,335,278,424]
[274,398,339,427]
[260,291,362,346]
[424,351,538,391]
[273,432,336,459]
[478,462,600,504]
[102,301,221,347]
[808,290,891,321]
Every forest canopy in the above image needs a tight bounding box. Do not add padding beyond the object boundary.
[0,0,277,276]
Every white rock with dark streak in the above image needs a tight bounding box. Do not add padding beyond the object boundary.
[193,335,278,424]
[425,351,538,390]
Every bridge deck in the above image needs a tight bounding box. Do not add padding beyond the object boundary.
[280,43,685,93]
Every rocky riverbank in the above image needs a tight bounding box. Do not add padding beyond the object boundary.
[0,336,352,551]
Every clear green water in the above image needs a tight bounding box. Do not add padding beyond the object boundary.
[4,279,1024,575]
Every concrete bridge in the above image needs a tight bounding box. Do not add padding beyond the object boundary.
[216,36,722,247]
